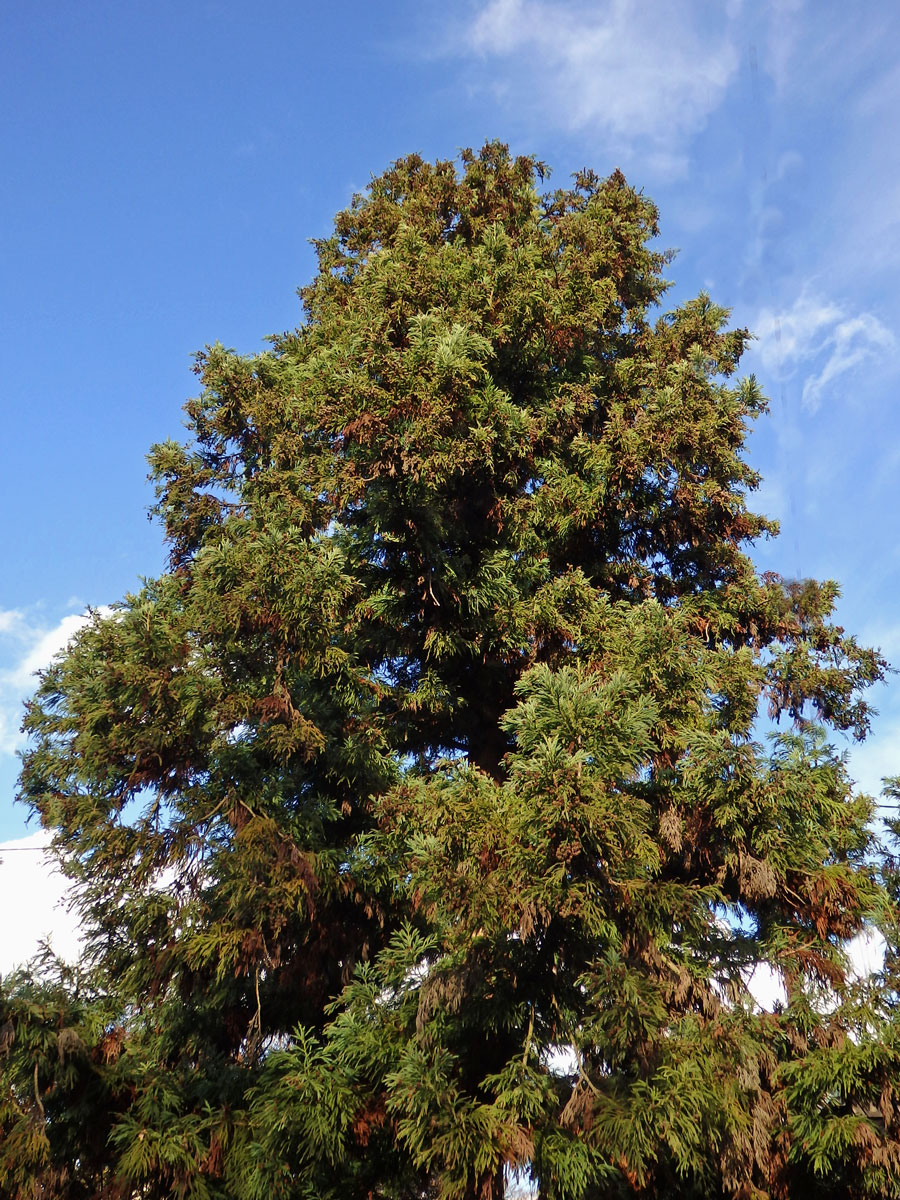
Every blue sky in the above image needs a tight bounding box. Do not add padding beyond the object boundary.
[2,0,899,844]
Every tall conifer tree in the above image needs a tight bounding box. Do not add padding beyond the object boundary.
[2,144,898,1199]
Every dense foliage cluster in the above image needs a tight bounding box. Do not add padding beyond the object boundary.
[2,143,899,1199]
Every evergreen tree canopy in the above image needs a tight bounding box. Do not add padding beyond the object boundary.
[3,142,899,1199]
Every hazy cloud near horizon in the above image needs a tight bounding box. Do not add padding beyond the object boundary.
[0,831,82,975]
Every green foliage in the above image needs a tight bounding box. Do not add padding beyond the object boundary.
[3,142,897,1198]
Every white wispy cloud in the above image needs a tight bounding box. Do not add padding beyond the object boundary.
[461,0,741,173]
[0,608,105,759]
[753,289,894,412]
[761,0,805,98]
[0,611,22,635]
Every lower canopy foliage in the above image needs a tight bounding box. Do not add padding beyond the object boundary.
[3,143,899,1200]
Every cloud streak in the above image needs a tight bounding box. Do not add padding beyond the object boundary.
[754,289,894,412]
[462,0,740,173]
